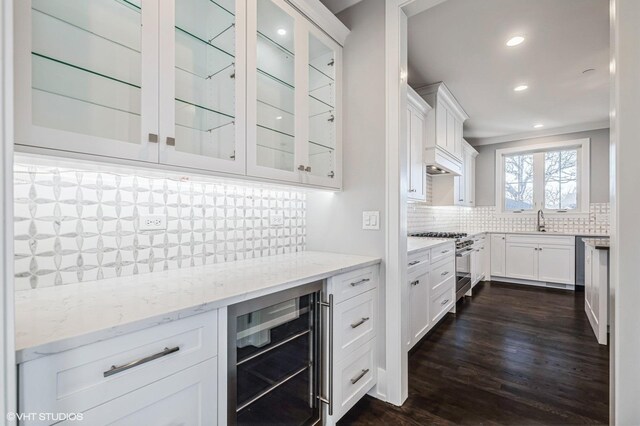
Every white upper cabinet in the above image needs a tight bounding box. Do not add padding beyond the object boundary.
[14,0,346,190]
[246,0,342,188]
[14,0,160,163]
[407,87,432,202]
[158,0,246,175]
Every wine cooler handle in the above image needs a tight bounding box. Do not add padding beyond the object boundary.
[318,294,334,416]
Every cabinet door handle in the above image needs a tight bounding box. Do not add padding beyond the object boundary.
[411,280,420,286]
[305,166,312,173]
[328,171,335,178]
[441,298,450,306]
[103,346,179,377]
[148,133,158,143]
[350,278,370,287]
[298,165,306,171]
[350,317,370,329]
[317,294,334,415]
[409,189,416,193]
[350,368,370,385]
[408,260,420,266]
[441,271,449,276]
[166,137,175,146]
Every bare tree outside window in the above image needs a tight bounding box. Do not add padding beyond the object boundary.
[544,150,578,210]
[504,153,534,210]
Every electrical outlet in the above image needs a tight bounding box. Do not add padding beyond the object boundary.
[270,212,285,226]
[140,215,167,231]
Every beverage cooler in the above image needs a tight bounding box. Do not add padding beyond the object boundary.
[227,281,325,425]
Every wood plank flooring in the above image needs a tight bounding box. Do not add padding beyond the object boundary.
[338,281,609,425]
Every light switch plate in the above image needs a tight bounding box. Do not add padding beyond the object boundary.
[270,212,285,226]
[362,211,380,230]
[140,215,167,231]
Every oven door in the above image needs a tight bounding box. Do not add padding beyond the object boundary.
[455,248,473,301]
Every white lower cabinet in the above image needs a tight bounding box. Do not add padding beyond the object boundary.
[490,234,506,277]
[504,234,575,285]
[19,310,218,426]
[585,245,609,344]
[325,265,379,425]
[408,266,430,348]
[430,277,455,324]
[60,358,217,426]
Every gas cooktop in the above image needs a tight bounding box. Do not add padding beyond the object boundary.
[409,232,468,240]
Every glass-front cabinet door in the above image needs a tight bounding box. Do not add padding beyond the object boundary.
[246,0,302,183]
[14,0,159,163]
[158,0,245,175]
[304,28,341,188]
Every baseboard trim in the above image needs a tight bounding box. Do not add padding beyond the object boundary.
[490,276,575,291]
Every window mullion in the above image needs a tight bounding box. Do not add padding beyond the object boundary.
[533,152,545,210]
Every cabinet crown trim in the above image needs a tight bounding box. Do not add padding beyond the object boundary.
[287,0,350,45]
[408,86,432,114]
[415,82,469,121]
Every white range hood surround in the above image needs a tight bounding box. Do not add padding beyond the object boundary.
[424,147,462,176]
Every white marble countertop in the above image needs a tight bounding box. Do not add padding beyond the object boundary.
[15,251,380,363]
[583,237,610,250]
[407,237,451,254]
[436,230,609,238]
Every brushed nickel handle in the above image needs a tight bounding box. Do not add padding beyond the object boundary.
[411,280,420,286]
[350,317,370,329]
[408,260,420,266]
[318,294,334,415]
[350,368,370,385]
[148,133,158,143]
[441,250,449,254]
[350,278,370,287]
[441,271,449,276]
[103,346,179,377]
[298,165,306,171]
[328,171,335,178]
[166,137,175,146]
[441,299,450,306]
[409,189,416,193]
[305,166,311,172]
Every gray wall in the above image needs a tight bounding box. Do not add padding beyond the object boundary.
[474,128,610,206]
[305,0,388,361]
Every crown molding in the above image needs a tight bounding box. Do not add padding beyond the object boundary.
[288,0,350,46]
[466,120,610,147]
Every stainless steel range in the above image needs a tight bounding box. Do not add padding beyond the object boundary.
[409,232,474,302]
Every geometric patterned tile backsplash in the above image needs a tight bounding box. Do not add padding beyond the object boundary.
[14,162,306,291]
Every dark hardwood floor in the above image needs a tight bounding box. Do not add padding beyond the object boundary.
[338,281,609,426]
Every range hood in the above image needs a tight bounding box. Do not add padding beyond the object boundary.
[425,147,462,176]
[427,165,450,175]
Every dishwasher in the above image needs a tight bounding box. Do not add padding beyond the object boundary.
[227,281,325,425]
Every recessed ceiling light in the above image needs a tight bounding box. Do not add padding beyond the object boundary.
[277,28,287,36]
[534,123,544,128]
[506,36,525,47]
[276,116,283,120]
[514,85,529,92]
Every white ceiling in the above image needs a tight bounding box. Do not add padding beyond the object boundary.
[407,0,610,143]
[319,0,363,15]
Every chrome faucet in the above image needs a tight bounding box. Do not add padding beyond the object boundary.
[537,209,546,232]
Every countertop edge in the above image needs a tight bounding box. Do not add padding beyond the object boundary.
[16,255,381,363]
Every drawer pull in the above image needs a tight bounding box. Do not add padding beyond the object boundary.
[408,260,420,266]
[441,271,449,276]
[441,299,450,306]
[103,346,179,378]
[441,250,449,254]
[350,278,370,287]
[350,368,370,385]
[410,280,420,286]
[350,317,370,329]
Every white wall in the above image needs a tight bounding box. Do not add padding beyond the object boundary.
[610,0,640,423]
[305,0,389,384]
[473,128,610,206]
[1,0,16,421]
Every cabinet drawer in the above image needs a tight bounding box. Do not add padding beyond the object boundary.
[329,265,379,304]
[431,242,455,264]
[430,257,455,291]
[19,310,217,417]
[57,357,217,426]
[333,339,376,420]
[334,289,377,361]
[430,277,455,324]
[506,234,575,246]
[408,250,430,271]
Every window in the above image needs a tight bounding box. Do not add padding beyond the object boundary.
[495,139,590,215]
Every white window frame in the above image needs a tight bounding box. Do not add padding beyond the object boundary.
[495,138,590,217]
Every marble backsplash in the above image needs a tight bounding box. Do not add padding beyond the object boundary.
[14,162,306,291]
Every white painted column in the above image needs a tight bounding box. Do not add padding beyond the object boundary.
[610,0,640,423]
[1,0,16,422]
